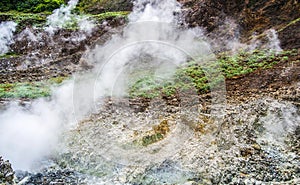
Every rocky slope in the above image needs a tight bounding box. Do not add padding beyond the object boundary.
[0,0,299,184]
[0,0,299,83]
[180,0,300,49]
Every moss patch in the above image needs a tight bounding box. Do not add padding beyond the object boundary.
[0,10,128,32]
[217,49,290,78]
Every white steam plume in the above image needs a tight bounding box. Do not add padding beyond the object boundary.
[17,28,40,42]
[209,19,283,53]
[45,0,95,34]
[265,29,282,53]
[0,0,223,170]
[0,21,17,55]
[258,100,300,144]
[0,82,76,170]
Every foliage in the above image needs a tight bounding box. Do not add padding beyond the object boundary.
[128,49,296,98]
[0,76,67,99]
[128,75,162,98]
[0,11,49,22]
[0,11,128,33]
[0,11,49,32]
[0,82,50,98]
[0,0,64,13]
[141,133,164,146]
[217,49,291,78]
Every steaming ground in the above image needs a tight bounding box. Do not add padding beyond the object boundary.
[0,21,17,55]
[0,0,300,184]
[0,0,218,171]
[52,97,300,184]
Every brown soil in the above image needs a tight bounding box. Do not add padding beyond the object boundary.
[226,51,300,103]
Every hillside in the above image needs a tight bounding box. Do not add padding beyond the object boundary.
[0,0,299,184]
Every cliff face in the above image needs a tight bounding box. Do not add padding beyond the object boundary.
[179,0,300,49]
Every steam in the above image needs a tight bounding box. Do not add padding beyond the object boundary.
[72,0,216,118]
[208,18,246,53]
[265,29,282,53]
[0,0,289,174]
[258,100,300,144]
[0,0,218,170]
[17,28,41,43]
[247,29,283,53]
[0,101,59,169]
[45,0,95,34]
[209,19,283,53]
[69,0,225,168]
[0,82,76,170]
[0,21,17,55]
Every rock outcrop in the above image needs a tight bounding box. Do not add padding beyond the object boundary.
[0,157,14,185]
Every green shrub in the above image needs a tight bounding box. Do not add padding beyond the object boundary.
[0,0,64,13]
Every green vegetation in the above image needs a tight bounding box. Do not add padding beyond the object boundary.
[141,133,164,146]
[57,11,129,30]
[77,0,132,14]
[0,0,130,18]
[0,12,49,24]
[89,11,129,21]
[0,77,68,99]
[0,10,128,32]
[128,49,296,98]
[0,0,64,13]
[0,50,296,99]
[129,76,162,98]
[0,11,50,32]
[0,52,20,59]
[0,82,50,99]
[217,49,289,78]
